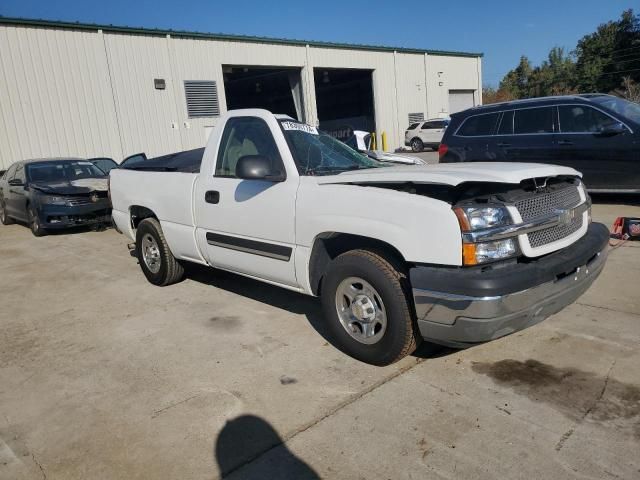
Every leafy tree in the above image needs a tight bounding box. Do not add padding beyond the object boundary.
[484,9,640,104]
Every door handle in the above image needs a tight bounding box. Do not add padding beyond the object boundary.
[557,140,574,146]
[205,191,220,204]
[497,142,511,147]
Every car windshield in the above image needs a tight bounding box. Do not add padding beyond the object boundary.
[26,161,106,183]
[589,96,640,124]
[280,120,385,175]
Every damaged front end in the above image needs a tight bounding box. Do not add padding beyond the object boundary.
[32,184,112,229]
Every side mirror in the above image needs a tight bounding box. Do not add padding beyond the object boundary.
[595,122,626,137]
[235,155,285,182]
[8,178,24,187]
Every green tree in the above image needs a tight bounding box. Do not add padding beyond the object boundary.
[574,9,640,92]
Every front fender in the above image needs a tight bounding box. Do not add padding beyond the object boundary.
[296,180,463,266]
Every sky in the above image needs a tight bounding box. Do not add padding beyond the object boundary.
[0,0,634,87]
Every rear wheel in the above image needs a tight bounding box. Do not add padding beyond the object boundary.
[135,218,184,286]
[321,249,421,366]
[28,206,46,237]
[410,138,424,152]
[0,200,14,225]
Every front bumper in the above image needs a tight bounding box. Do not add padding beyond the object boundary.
[411,223,609,346]
[38,202,111,229]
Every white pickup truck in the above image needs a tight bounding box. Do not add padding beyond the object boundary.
[110,109,609,365]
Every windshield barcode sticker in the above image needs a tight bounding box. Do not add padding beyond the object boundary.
[281,121,318,135]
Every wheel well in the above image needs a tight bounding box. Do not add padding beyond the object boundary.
[308,233,407,296]
[130,206,158,229]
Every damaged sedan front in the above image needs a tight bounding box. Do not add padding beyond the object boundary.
[0,158,111,236]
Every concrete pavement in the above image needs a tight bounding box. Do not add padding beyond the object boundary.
[0,200,639,480]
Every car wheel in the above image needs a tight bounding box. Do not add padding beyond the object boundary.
[135,218,184,286]
[410,138,424,152]
[321,249,421,366]
[0,200,14,225]
[28,206,46,237]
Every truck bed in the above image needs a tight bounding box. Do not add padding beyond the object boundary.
[125,148,204,173]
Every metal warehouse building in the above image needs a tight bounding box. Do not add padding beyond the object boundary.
[0,17,482,169]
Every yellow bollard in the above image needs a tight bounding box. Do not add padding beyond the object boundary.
[381,132,388,152]
[371,132,377,150]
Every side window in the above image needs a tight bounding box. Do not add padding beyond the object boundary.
[407,122,420,130]
[5,164,17,181]
[457,113,500,136]
[13,165,25,183]
[513,107,554,134]
[558,105,619,133]
[497,111,514,135]
[422,121,438,129]
[215,117,283,177]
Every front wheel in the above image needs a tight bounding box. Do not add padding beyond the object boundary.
[28,206,46,237]
[321,250,421,366]
[410,138,424,152]
[0,200,14,225]
[135,218,184,286]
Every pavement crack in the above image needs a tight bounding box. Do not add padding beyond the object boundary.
[31,452,47,480]
[582,359,616,420]
[555,358,617,452]
[221,358,425,479]
[575,302,640,318]
[151,394,200,419]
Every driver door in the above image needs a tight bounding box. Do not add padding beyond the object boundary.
[194,115,299,287]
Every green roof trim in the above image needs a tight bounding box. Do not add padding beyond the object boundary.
[0,16,483,58]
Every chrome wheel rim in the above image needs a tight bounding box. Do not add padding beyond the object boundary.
[335,276,387,345]
[142,233,161,274]
[0,202,5,222]
[412,139,421,151]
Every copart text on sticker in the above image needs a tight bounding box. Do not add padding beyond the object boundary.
[281,121,318,135]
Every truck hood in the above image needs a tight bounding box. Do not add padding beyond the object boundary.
[315,162,581,186]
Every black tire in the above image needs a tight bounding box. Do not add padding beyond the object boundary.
[28,206,46,237]
[0,199,14,225]
[410,138,424,152]
[321,249,421,366]
[135,218,184,286]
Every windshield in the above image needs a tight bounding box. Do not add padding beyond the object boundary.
[590,96,640,124]
[26,161,106,183]
[280,120,385,175]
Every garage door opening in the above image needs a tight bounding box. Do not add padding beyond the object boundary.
[223,66,305,121]
[448,89,476,114]
[314,68,375,140]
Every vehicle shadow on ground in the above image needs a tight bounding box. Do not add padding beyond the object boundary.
[590,193,640,207]
[214,414,319,479]
[11,219,111,236]
[183,263,455,361]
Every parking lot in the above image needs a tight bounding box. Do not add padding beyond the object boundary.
[1,197,639,480]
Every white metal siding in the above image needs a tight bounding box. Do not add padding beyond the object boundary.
[0,23,482,168]
[0,26,122,167]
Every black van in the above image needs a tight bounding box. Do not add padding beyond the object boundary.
[439,94,640,192]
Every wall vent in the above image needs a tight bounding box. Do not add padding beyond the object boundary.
[184,81,220,118]
[408,112,425,124]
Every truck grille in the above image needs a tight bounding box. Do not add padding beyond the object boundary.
[515,185,583,248]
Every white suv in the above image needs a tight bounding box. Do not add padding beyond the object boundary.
[405,118,450,152]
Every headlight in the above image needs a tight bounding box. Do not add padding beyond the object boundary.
[463,238,517,265]
[454,206,511,230]
[454,205,518,265]
[41,195,68,205]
